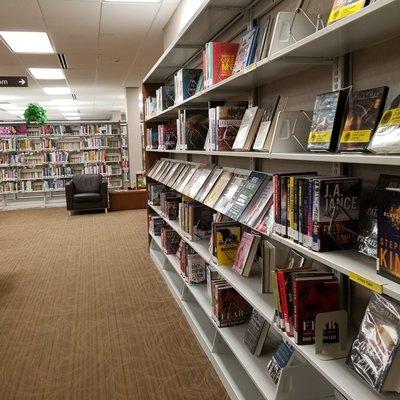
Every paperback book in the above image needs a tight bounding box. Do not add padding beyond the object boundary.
[204,170,233,208]
[213,221,242,267]
[232,232,261,277]
[244,309,270,356]
[233,27,259,74]
[195,167,224,203]
[184,110,209,150]
[328,0,368,25]
[232,107,264,151]
[266,340,295,384]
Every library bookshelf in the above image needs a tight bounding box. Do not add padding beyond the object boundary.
[142,1,400,399]
[0,121,129,210]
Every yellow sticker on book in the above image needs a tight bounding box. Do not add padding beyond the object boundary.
[328,0,365,24]
[349,272,383,293]
[379,108,400,127]
[308,131,331,143]
[340,130,372,143]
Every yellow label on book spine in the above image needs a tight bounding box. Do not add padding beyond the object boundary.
[328,1,365,24]
[340,129,372,143]
[308,131,331,144]
[349,272,383,293]
[380,108,400,127]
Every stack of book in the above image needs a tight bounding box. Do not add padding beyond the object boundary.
[177,241,206,284]
[160,189,181,220]
[161,225,181,255]
[144,96,157,119]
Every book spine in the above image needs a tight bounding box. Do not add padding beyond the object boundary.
[304,179,314,249]
[280,176,288,237]
[189,204,194,240]
[292,279,300,343]
[288,176,295,240]
[276,271,289,333]
[298,179,303,244]
[312,179,321,251]
[273,174,281,235]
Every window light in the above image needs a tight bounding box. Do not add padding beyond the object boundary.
[29,68,65,80]
[43,87,71,95]
[0,103,18,110]
[0,32,54,54]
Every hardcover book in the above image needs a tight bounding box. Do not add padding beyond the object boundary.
[377,188,400,283]
[312,177,362,252]
[307,89,350,152]
[226,171,268,221]
[214,222,242,267]
[253,14,273,62]
[233,27,259,74]
[292,274,339,345]
[215,106,246,151]
[232,232,261,276]
[338,86,388,151]
[184,110,209,150]
[204,170,233,208]
[209,42,240,85]
[174,68,203,103]
[214,172,248,215]
[357,174,400,258]
[160,124,178,150]
[252,95,280,151]
[266,340,295,384]
[184,165,214,199]
[195,167,224,203]
[368,107,400,154]
[328,0,368,25]
[346,293,400,393]
[162,226,181,255]
[244,309,270,356]
[186,254,206,284]
[232,107,264,151]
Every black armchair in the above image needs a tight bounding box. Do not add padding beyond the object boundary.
[66,174,108,213]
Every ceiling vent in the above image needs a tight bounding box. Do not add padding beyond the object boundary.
[57,53,69,69]
[71,94,77,100]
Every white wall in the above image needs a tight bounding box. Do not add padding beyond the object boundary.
[162,0,204,50]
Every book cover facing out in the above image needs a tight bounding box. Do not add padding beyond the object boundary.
[346,293,400,392]
[338,86,388,152]
[216,106,246,151]
[357,174,400,258]
[328,0,367,25]
[215,224,241,267]
[377,188,400,283]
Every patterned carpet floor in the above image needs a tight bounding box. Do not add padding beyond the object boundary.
[0,208,228,400]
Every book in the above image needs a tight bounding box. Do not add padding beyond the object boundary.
[338,86,388,151]
[262,240,275,294]
[328,0,368,25]
[253,14,273,62]
[186,254,206,284]
[292,274,339,344]
[307,89,350,152]
[174,68,203,103]
[233,27,259,74]
[346,293,400,393]
[214,172,248,214]
[208,42,240,86]
[357,174,400,258]
[377,188,400,283]
[266,340,295,384]
[161,226,181,255]
[206,265,220,298]
[175,165,198,193]
[239,177,274,228]
[215,106,246,151]
[244,309,270,356]
[226,171,268,221]
[183,164,214,199]
[285,249,306,269]
[232,107,264,151]
[232,232,261,276]
[252,95,280,151]
[195,167,224,203]
[204,170,233,208]
[184,110,209,150]
[312,177,362,252]
[214,221,242,267]
[368,107,400,154]
[159,124,178,150]
[148,183,166,206]
[212,282,251,327]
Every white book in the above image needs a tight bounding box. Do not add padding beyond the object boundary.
[232,107,264,150]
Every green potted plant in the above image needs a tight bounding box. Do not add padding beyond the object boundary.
[24,103,48,124]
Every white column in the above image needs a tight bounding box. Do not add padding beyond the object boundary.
[110,110,121,122]
[125,87,143,188]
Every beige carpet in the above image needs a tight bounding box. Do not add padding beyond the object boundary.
[0,208,228,400]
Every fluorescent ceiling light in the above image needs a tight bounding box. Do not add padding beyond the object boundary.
[103,0,160,2]
[43,87,71,95]
[0,103,18,110]
[58,106,78,112]
[0,32,54,54]
[50,99,77,106]
[62,112,79,117]
[65,116,80,120]
[7,110,24,115]
[28,68,65,80]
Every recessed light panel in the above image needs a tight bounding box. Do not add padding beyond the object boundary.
[65,116,80,120]
[43,87,71,95]
[0,32,54,54]
[50,99,77,106]
[103,0,160,3]
[58,106,78,112]
[62,112,79,117]
[0,103,18,110]
[29,68,65,80]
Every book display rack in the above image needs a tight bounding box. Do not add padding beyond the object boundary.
[0,121,129,210]
[143,1,400,399]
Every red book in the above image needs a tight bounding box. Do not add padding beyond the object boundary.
[293,275,339,345]
[211,42,239,85]
[276,270,290,333]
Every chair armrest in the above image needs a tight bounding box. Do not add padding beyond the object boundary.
[65,180,75,210]
[100,180,108,208]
